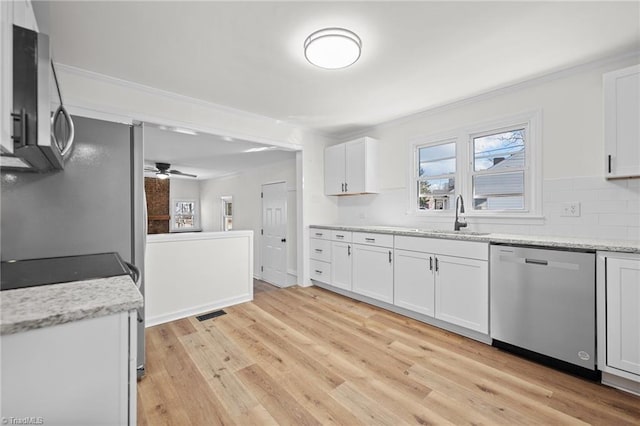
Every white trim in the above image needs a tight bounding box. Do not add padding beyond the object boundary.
[462,110,543,217]
[407,110,542,220]
[145,293,252,327]
[170,198,201,233]
[55,63,307,151]
[336,50,640,141]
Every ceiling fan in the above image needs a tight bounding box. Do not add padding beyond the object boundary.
[144,162,197,179]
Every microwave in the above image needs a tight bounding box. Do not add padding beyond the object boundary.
[1,25,74,172]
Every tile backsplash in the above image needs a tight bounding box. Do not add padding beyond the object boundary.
[542,177,639,241]
[335,176,640,242]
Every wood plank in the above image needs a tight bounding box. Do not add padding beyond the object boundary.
[138,281,640,425]
[236,364,322,426]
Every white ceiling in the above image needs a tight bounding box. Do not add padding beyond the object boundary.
[47,1,640,137]
[143,125,296,180]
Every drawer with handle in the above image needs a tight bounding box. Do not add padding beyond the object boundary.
[310,238,331,262]
[309,229,330,240]
[331,230,352,242]
[310,259,331,284]
[353,232,394,248]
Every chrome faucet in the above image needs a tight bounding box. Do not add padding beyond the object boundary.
[454,195,468,231]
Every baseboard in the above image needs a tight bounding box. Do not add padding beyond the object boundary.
[311,280,492,345]
[146,294,252,327]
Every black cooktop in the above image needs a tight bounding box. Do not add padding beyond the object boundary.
[1,252,130,291]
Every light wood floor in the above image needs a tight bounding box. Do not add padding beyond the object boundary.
[138,280,640,425]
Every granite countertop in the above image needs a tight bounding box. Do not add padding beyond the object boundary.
[0,276,143,336]
[310,225,640,254]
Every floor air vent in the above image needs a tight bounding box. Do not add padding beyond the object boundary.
[196,310,227,322]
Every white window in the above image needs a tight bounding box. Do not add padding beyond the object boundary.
[171,199,200,232]
[411,111,541,218]
[416,140,456,211]
[221,196,233,231]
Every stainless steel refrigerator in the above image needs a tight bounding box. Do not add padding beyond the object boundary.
[1,115,147,376]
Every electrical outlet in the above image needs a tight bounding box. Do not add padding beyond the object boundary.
[561,202,581,217]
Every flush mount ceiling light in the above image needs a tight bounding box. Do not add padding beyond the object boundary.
[304,28,361,69]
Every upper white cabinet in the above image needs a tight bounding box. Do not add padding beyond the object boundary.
[0,0,39,154]
[603,65,640,178]
[324,137,379,195]
[1,1,15,154]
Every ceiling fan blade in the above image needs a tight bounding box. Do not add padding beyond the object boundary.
[168,169,197,178]
[144,167,159,172]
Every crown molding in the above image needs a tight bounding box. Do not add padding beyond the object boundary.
[336,49,640,141]
[54,63,332,143]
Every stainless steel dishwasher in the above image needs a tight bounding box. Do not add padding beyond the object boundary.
[490,244,597,378]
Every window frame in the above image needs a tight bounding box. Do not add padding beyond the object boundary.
[409,110,542,220]
[170,198,201,232]
[414,138,458,212]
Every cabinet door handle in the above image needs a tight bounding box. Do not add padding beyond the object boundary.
[315,232,323,237]
[608,155,612,174]
[11,109,27,146]
[341,183,345,192]
[336,234,344,239]
[315,270,323,274]
[348,245,351,256]
[314,248,323,253]
[365,238,376,242]
[429,256,433,271]
[389,250,392,263]
[435,257,439,272]
[345,182,348,192]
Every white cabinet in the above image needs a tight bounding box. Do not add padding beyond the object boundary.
[331,241,352,290]
[394,250,434,316]
[324,137,379,195]
[13,0,38,31]
[324,143,347,195]
[604,65,640,178]
[435,255,488,333]
[309,230,331,284]
[597,252,640,394]
[0,0,39,155]
[394,235,489,334]
[352,234,394,303]
[606,257,640,375]
[1,0,15,154]
[1,311,137,425]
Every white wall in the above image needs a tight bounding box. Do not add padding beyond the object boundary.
[199,157,299,281]
[331,56,640,241]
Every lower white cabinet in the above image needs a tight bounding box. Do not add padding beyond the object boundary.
[394,250,434,316]
[1,311,137,425]
[394,248,488,333]
[352,243,394,303]
[435,255,488,333]
[597,252,640,394]
[331,241,352,290]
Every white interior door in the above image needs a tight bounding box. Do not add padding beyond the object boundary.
[262,182,288,287]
